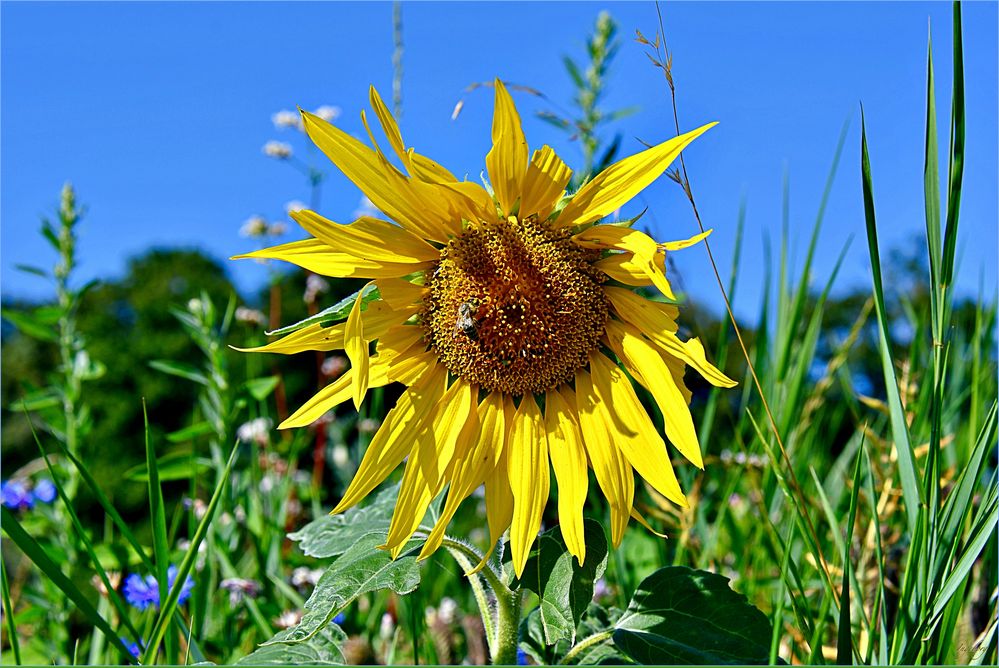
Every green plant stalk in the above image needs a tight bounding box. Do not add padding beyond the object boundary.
[1,558,21,666]
[440,537,519,664]
[560,630,613,665]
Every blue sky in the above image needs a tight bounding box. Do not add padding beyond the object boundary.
[2,1,996,321]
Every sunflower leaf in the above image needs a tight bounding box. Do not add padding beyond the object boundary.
[516,519,609,645]
[264,534,420,646]
[289,484,400,558]
[265,285,380,337]
[612,566,774,665]
[237,625,346,665]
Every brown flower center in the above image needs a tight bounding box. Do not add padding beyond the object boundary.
[423,215,608,396]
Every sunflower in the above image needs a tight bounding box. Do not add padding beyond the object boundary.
[234,80,736,577]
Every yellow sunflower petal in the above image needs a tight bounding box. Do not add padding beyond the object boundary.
[604,319,702,469]
[369,86,408,167]
[419,393,503,560]
[291,210,438,264]
[232,238,426,279]
[520,145,572,221]
[662,228,712,251]
[508,394,549,578]
[345,281,373,410]
[545,388,588,565]
[374,278,427,310]
[485,79,529,217]
[301,109,459,243]
[589,352,687,506]
[331,364,447,513]
[595,250,675,289]
[575,366,634,547]
[604,287,679,333]
[630,506,668,538]
[469,400,514,575]
[384,380,476,554]
[574,226,676,300]
[235,301,417,355]
[607,290,735,388]
[279,346,433,430]
[557,122,716,228]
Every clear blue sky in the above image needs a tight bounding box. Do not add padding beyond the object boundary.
[2,2,996,321]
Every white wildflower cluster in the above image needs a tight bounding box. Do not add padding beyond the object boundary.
[262,140,293,159]
[321,355,348,379]
[303,274,330,304]
[290,567,324,591]
[271,105,340,132]
[235,306,266,327]
[219,578,261,606]
[275,609,303,629]
[331,443,350,469]
[719,449,767,468]
[239,215,286,239]
[352,195,380,219]
[284,200,307,214]
[357,418,380,435]
[237,417,273,446]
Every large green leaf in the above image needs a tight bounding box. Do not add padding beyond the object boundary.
[612,567,773,665]
[269,534,420,645]
[517,519,608,645]
[236,626,346,665]
[288,484,399,558]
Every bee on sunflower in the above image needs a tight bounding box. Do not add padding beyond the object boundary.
[234,79,736,578]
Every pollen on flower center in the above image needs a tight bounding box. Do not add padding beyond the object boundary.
[423,215,608,396]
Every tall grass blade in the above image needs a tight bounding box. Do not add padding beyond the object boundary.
[0,507,136,664]
[143,399,176,662]
[141,441,239,665]
[1,558,21,666]
[941,0,965,286]
[859,107,923,533]
[27,415,143,643]
[837,451,864,664]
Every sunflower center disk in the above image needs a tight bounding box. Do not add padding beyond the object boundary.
[423,215,609,396]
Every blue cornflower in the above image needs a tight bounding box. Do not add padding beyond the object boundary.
[123,565,195,610]
[33,479,57,504]
[120,637,144,659]
[1,480,34,511]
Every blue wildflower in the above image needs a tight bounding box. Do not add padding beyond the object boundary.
[1,480,34,511]
[517,647,529,665]
[123,565,195,610]
[120,636,143,659]
[33,479,57,504]
[332,612,346,625]
[123,573,158,611]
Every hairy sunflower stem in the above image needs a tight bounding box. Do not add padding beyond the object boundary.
[560,630,614,665]
[440,537,520,665]
[492,584,521,666]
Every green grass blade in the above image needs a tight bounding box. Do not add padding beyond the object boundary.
[27,415,143,644]
[941,0,965,285]
[49,424,155,572]
[142,441,239,665]
[836,450,864,664]
[0,507,136,664]
[1,558,21,666]
[923,27,942,317]
[776,119,849,380]
[860,441,890,665]
[143,400,175,662]
[860,107,923,533]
